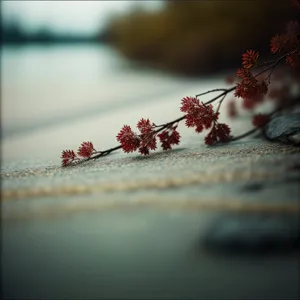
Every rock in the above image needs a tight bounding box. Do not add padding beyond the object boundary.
[241,182,264,192]
[265,113,300,145]
[203,214,300,255]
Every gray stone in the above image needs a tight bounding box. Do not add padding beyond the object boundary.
[265,113,300,145]
[203,214,300,255]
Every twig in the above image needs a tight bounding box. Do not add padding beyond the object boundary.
[195,89,228,98]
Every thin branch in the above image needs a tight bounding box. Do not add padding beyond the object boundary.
[195,89,228,98]
[216,93,227,114]
[255,47,299,70]
[230,127,259,141]
[205,86,236,105]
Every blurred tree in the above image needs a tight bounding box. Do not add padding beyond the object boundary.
[105,0,299,76]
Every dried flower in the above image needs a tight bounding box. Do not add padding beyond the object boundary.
[205,123,231,145]
[139,132,157,153]
[137,118,157,155]
[158,125,180,150]
[77,141,95,157]
[252,114,270,127]
[235,81,268,104]
[242,50,259,69]
[286,50,300,67]
[270,34,290,54]
[138,146,150,155]
[116,125,140,153]
[61,150,77,167]
[137,118,153,134]
[235,68,268,108]
[180,96,218,133]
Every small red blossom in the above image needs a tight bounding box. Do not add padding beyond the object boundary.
[286,50,300,67]
[140,132,157,152]
[139,146,150,155]
[117,119,158,156]
[205,123,231,145]
[235,68,268,107]
[168,128,180,145]
[242,50,259,69]
[158,126,180,150]
[270,34,290,54]
[137,118,157,155]
[235,81,268,103]
[236,68,257,85]
[180,96,218,133]
[137,118,153,134]
[116,125,140,153]
[77,141,95,157]
[252,114,270,128]
[61,150,77,167]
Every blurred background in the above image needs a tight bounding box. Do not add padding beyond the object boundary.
[1,0,298,164]
[2,3,300,299]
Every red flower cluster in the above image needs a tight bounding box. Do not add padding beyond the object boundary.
[137,118,157,155]
[180,96,231,145]
[242,50,259,69]
[235,68,268,108]
[205,123,231,145]
[180,97,219,133]
[286,50,300,67]
[117,119,182,154]
[270,34,290,54]
[270,20,299,67]
[117,118,157,155]
[77,141,95,157]
[137,119,156,155]
[116,125,140,153]
[252,114,270,128]
[157,125,180,150]
[61,141,97,166]
[61,150,77,167]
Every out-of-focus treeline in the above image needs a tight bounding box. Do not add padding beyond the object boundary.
[1,19,105,45]
[104,1,299,76]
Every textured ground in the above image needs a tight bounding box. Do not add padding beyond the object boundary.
[2,135,300,299]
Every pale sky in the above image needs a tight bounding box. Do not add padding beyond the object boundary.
[2,1,164,34]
